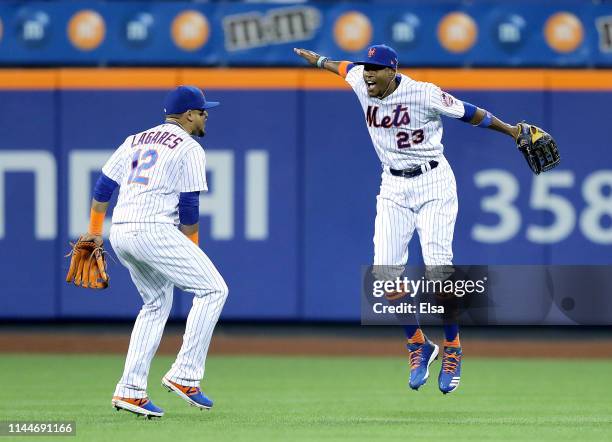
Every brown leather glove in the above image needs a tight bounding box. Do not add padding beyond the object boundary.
[65,236,109,289]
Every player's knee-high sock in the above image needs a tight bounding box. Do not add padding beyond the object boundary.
[115,295,173,398]
[443,324,460,347]
[403,325,418,338]
[165,283,229,386]
[404,326,425,345]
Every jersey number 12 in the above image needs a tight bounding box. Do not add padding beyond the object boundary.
[128,149,158,185]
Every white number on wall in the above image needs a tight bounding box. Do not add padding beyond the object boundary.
[526,171,575,243]
[580,171,612,244]
[473,169,612,245]
[472,169,521,243]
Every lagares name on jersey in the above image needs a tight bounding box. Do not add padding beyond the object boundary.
[131,130,184,149]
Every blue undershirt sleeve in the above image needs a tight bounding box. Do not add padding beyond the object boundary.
[179,191,200,225]
[93,173,118,202]
[460,101,477,122]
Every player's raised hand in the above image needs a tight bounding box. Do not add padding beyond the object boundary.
[294,48,321,66]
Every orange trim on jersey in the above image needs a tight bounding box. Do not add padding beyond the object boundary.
[338,61,351,78]
[88,208,105,236]
[0,68,611,91]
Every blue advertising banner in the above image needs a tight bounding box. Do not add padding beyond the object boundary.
[1,1,612,67]
[0,83,611,320]
[0,91,57,318]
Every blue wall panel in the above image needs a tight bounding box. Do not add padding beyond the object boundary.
[176,90,300,320]
[0,91,57,318]
[547,92,612,264]
[0,86,610,320]
[302,90,379,320]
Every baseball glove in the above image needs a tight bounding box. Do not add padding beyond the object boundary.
[65,237,109,289]
[515,123,560,175]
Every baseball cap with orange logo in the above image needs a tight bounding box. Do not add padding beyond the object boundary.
[354,44,398,69]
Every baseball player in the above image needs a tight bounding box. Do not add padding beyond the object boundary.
[78,86,229,417]
[295,44,524,394]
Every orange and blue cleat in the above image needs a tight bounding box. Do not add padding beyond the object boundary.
[112,396,164,418]
[438,347,462,394]
[407,340,439,390]
[162,377,213,410]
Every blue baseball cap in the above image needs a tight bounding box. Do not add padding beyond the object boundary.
[354,44,399,69]
[164,85,220,115]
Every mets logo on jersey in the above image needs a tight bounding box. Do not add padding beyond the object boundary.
[366,104,410,128]
[441,91,454,107]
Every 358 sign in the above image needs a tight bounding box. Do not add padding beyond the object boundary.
[472,169,612,244]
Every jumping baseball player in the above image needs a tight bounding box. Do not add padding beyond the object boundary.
[74,86,228,417]
[294,44,553,394]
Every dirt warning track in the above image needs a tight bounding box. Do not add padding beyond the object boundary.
[1,332,611,358]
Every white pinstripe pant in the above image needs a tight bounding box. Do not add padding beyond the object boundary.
[110,223,228,398]
[373,156,458,270]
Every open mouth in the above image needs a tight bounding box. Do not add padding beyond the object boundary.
[365,79,376,92]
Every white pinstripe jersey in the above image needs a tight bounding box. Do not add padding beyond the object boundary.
[102,123,208,225]
[345,65,465,170]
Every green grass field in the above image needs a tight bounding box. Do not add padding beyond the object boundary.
[1,354,611,441]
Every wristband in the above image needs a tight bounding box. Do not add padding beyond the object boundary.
[316,56,328,68]
[88,208,105,236]
[477,111,493,128]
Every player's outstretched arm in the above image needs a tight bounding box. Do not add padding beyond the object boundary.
[293,48,352,77]
[460,101,560,174]
[433,88,521,139]
[465,105,520,139]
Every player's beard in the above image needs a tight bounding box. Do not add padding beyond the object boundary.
[197,121,206,137]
